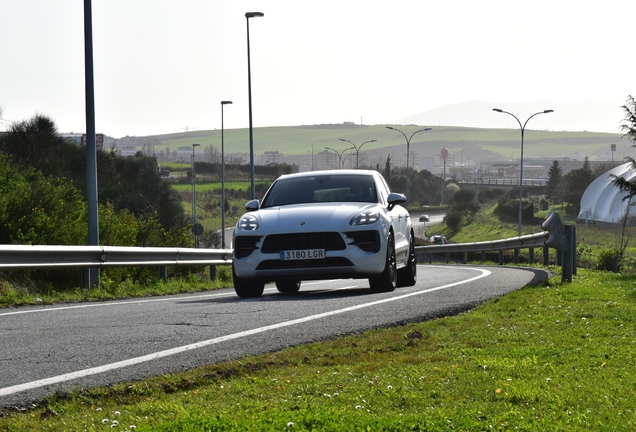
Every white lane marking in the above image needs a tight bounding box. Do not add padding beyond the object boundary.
[0,280,342,317]
[0,267,490,398]
[0,291,236,317]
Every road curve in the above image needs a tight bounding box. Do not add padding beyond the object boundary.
[0,264,548,408]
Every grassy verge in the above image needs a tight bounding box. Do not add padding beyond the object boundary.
[0,266,234,307]
[1,268,635,430]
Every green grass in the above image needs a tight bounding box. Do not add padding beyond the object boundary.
[0,266,234,307]
[171,181,268,193]
[2,269,635,430]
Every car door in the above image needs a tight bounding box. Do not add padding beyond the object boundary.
[378,174,409,262]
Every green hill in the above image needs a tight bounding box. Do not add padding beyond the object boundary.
[142,124,627,163]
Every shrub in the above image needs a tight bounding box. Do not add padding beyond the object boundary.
[597,248,622,272]
[444,208,463,231]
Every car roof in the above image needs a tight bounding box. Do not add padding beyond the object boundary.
[275,169,378,181]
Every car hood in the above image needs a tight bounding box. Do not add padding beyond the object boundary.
[254,202,377,230]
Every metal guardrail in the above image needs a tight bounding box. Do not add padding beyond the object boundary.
[415,212,575,282]
[416,231,549,254]
[0,213,575,282]
[458,178,546,187]
[0,245,232,270]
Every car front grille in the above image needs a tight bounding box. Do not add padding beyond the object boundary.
[256,257,354,270]
[261,232,346,253]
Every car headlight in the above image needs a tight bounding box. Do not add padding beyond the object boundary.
[350,209,380,226]
[237,214,259,231]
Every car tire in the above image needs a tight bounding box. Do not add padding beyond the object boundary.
[369,231,397,293]
[276,280,301,294]
[232,264,265,298]
[397,233,417,287]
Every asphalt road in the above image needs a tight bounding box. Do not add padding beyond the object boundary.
[0,264,549,408]
[413,212,444,239]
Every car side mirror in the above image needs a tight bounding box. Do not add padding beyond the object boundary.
[245,199,260,212]
[387,193,406,211]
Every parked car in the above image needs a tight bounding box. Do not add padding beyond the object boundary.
[430,234,447,244]
[232,170,417,298]
[419,214,429,222]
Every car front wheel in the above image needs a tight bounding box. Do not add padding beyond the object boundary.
[369,232,397,293]
[232,264,265,298]
[397,234,417,287]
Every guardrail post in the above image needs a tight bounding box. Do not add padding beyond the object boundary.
[481,251,486,263]
[543,246,549,266]
[514,249,519,264]
[529,247,535,264]
[463,252,467,264]
[81,268,89,289]
[562,225,574,282]
[572,226,577,276]
[499,250,504,265]
[159,266,167,282]
[445,252,450,264]
[209,265,217,280]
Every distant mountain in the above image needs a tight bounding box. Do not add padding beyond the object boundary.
[396,100,626,134]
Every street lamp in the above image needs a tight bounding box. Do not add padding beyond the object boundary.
[191,143,201,246]
[246,11,264,200]
[385,126,432,206]
[325,146,354,169]
[339,138,376,168]
[492,108,553,237]
[221,101,232,249]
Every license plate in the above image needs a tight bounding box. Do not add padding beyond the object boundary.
[280,249,325,261]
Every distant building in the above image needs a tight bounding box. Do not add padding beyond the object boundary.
[578,162,636,223]
[120,146,138,157]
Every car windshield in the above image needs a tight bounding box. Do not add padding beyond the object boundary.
[261,174,378,208]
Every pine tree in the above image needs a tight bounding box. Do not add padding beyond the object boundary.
[546,160,563,203]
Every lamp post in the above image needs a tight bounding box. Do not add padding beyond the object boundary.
[191,143,200,246]
[221,101,232,249]
[246,11,264,200]
[325,146,354,169]
[492,108,553,237]
[385,126,432,207]
[339,138,376,168]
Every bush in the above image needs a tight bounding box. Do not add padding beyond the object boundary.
[444,209,463,231]
[597,248,622,272]
[0,155,87,245]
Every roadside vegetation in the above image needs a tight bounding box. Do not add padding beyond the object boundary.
[1,268,635,431]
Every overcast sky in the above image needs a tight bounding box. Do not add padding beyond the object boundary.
[1,0,634,137]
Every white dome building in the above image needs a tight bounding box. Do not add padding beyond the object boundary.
[578,162,636,223]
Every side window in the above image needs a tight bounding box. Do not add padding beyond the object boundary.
[376,174,390,204]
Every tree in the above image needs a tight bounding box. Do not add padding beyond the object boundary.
[546,160,563,203]
[0,115,187,230]
[445,187,481,231]
[383,155,391,180]
[559,157,595,216]
[0,115,75,177]
[612,96,636,199]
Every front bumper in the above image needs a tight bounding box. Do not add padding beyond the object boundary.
[233,229,387,281]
